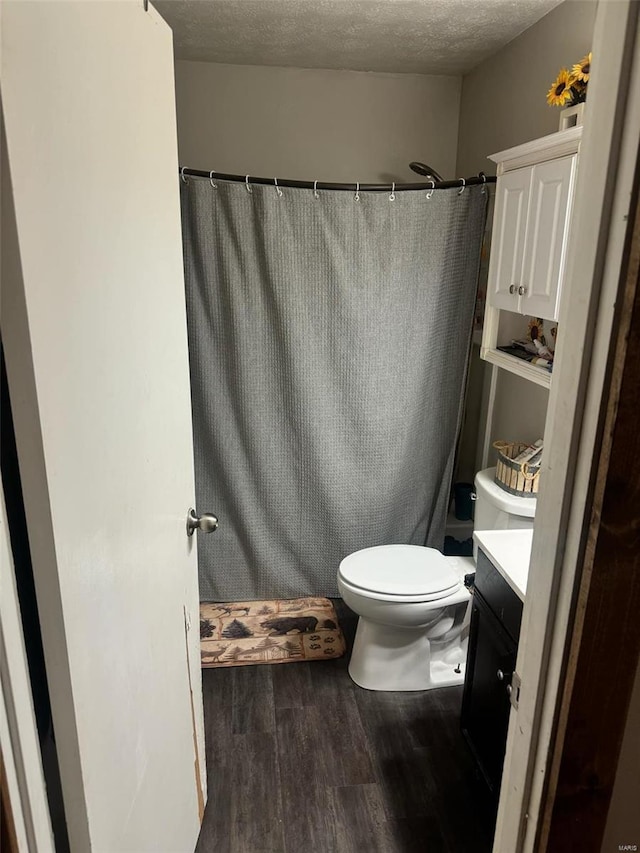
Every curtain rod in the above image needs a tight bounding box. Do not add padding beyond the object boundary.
[179,168,496,193]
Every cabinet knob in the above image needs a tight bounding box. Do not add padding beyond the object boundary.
[518,285,527,296]
[497,669,505,681]
[509,284,516,294]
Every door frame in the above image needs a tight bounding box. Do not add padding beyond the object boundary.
[0,480,54,852]
[1,6,52,836]
[539,104,640,852]
[494,2,640,849]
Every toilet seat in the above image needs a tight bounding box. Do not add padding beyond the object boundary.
[338,544,460,602]
[338,574,464,604]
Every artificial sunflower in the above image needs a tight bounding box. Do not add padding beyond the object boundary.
[547,68,576,106]
[528,317,545,344]
[572,51,591,83]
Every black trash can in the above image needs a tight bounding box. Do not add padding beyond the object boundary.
[453,482,475,521]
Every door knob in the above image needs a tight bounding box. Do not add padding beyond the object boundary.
[186,508,219,537]
[518,285,527,296]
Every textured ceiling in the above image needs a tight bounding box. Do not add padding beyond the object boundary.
[155,0,563,75]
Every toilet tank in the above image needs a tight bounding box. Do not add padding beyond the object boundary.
[473,467,537,561]
[473,466,536,536]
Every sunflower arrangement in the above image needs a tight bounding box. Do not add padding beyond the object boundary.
[547,52,591,107]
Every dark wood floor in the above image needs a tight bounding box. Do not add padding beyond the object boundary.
[196,600,495,853]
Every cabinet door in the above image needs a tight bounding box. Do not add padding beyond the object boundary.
[461,593,518,795]
[520,155,577,320]
[487,166,531,312]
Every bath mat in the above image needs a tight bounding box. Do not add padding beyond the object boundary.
[200,597,346,668]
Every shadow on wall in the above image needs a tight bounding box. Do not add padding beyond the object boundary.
[378,171,421,185]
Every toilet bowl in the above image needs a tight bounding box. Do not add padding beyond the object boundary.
[337,544,471,691]
[340,467,537,692]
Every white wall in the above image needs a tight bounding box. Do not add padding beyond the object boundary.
[455,0,597,477]
[174,60,461,183]
[457,0,597,178]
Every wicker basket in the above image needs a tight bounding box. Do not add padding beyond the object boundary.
[493,441,541,497]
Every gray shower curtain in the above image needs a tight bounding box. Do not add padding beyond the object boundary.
[181,180,487,600]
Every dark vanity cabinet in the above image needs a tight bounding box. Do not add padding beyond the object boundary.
[461,549,523,797]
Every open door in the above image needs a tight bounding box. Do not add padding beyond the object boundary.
[1,2,206,850]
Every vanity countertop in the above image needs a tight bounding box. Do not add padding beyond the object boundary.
[473,529,533,602]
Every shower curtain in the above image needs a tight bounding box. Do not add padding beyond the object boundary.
[181,180,487,600]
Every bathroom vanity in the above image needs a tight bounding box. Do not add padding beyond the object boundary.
[461,529,532,797]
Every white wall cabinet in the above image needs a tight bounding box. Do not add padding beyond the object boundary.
[521,155,577,319]
[481,127,582,387]
[490,155,577,320]
[489,166,531,313]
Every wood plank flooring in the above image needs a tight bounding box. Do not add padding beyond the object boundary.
[196,600,495,853]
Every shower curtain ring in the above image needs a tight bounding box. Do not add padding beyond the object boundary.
[480,172,487,194]
[180,166,189,184]
[274,177,283,197]
[389,182,396,201]
[354,182,360,202]
[209,170,217,189]
[458,178,466,195]
[426,180,435,199]
[313,180,319,199]
[245,175,252,194]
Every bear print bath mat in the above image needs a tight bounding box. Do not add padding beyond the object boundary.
[200,597,346,668]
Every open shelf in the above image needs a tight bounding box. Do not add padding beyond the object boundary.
[481,346,552,388]
[480,304,556,388]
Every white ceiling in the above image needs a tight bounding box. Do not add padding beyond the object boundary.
[155,0,563,76]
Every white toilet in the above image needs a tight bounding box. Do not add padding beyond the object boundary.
[337,466,537,691]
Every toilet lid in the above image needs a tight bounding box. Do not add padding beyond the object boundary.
[339,544,459,598]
